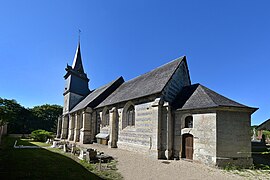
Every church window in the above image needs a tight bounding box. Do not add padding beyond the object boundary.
[127,105,135,126]
[104,109,110,126]
[184,116,193,128]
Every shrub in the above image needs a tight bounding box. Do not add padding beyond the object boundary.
[30,129,53,142]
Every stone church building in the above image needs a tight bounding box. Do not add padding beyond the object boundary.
[56,43,257,167]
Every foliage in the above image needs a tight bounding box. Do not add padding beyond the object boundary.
[223,163,244,171]
[30,104,62,133]
[263,130,270,138]
[30,129,53,142]
[0,97,62,134]
[0,98,24,126]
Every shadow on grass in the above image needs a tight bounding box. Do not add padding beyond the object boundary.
[0,136,103,179]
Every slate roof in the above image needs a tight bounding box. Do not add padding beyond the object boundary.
[256,119,270,131]
[72,42,84,72]
[97,56,185,108]
[173,83,256,111]
[70,77,124,113]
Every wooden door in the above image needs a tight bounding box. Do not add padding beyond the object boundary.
[182,134,193,160]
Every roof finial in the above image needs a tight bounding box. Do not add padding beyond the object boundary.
[78,29,81,44]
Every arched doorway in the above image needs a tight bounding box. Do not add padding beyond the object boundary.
[182,134,194,160]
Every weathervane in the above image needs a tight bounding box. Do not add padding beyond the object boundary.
[78,29,81,42]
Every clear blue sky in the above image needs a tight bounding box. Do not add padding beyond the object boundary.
[0,1,269,125]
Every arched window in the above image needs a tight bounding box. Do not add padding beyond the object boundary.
[127,105,135,126]
[184,116,193,128]
[104,109,110,126]
[102,107,110,127]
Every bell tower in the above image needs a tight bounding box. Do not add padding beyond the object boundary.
[63,42,90,114]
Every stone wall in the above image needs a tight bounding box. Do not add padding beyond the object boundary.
[117,102,155,154]
[216,110,252,167]
[192,113,217,165]
[174,111,217,165]
[175,109,253,167]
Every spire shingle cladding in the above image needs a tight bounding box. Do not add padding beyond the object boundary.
[64,42,88,80]
[71,43,84,73]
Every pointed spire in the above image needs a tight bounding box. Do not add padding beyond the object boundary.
[71,41,85,73]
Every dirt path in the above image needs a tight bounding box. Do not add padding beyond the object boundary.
[78,143,248,180]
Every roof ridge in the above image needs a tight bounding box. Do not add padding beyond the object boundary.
[93,76,123,90]
[257,119,270,129]
[69,76,124,113]
[124,56,185,84]
[97,56,185,108]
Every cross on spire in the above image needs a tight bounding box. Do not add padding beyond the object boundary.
[78,29,81,43]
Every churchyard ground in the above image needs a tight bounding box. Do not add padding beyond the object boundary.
[79,143,270,180]
[0,136,122,180]
[1,136,270,180]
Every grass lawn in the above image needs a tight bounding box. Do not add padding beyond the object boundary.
[0,136,103,179]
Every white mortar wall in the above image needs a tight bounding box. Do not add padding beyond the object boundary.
[192,113,217,165]
[117,102,156,153]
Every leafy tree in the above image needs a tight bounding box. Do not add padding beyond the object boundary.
[8,107,32,135]
[0,97,63,138]
[30,104,62,133]
[0,98,25,144]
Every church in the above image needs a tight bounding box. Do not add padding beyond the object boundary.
[56,42,257,167]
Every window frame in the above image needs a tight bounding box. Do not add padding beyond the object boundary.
[184,116,193,128]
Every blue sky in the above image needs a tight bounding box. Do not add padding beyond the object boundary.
[0,1,269,125]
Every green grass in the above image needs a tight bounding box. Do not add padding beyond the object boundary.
[49,146,123,180]
[0,136,102,179]
[17,138,51,147]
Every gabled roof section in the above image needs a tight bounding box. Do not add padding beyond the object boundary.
[173,83,257,111]
[70,77,124,113]
[256,119,270,131]
[97,56,185,108]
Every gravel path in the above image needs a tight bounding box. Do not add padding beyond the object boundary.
[78,143,246,180]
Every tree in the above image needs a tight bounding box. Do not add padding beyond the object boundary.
[0,98,24,144]
[31,104,62,133]
[0,97,63,140]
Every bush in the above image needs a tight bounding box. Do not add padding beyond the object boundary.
[30,129,53,142]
